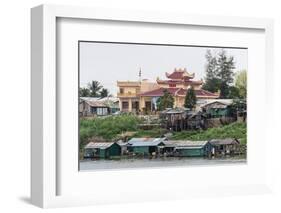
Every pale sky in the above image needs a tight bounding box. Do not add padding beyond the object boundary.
[79,42,247,96]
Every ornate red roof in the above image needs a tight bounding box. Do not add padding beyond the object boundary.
[140,88,180,97]
[165,68,195,79]
[195,89,219,97]
[140,87,219,98]
[157,79,203,85]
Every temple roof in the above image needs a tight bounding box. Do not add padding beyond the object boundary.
[139,87,219,98]
[165,68,195,79]
[157,79,203,85]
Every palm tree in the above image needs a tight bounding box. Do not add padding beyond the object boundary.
[88,80,102,97]
[100,88,109,98]
[79,87,90,97]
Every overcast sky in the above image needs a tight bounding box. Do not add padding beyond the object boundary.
[79,42,247,96]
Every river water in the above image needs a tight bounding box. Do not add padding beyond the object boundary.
[79,155,246,171]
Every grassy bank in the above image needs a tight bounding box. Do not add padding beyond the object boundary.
[132,128,167,138]
[80,115,247,150]
[171,122,247,145]
[80,115,141,147]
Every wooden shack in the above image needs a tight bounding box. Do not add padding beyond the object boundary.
[79,98,110,117]
[84,142,121,158]
[202,101,232,118]
[127,138,166,155]
[99,97,120,114]
[209,138,240,156]
[186,111,206,130]
[160,108,188,131]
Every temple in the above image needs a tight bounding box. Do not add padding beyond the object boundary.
[117,68,219,112]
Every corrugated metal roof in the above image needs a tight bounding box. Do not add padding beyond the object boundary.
[80,97,100,102]
[175,146,204,150]
[128,138,165,147]
[85,142,114,149]
[86,101,107,107]
[80,97,119,108]
[128,137,163,142]
[209,139,239,145]
[201,100,233,108]
[164,140,208,148]
[99,97,119,103]
[161,108,187,114]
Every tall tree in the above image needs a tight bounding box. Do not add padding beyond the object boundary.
[88,80,102,97]
[216,49,235,98]
[202,50,220,93]
[79,87,90,97]
[184,86,197,110]
[100,88,109,98]
[157,89,174,110]
[235,70,247,99]
[202,49,236,98]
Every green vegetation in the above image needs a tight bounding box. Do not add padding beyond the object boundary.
[202,50,247,99]
[132,128,167,138]
[202,49,237,98]
[79,80,111,97]
[184,86,197,109]
[171,122,247,145]
[80,114,141,148]
[235,70,247,98]
[100,88,109,98]
[157,89,174,110]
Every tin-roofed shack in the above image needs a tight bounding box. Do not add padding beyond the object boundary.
[127,138,166,156]
[79,98,109,117]
[201,100,233,118]
[84,142,121,159]
[79,97,120,117]
[99,97,120,114]
[209,138,240,156]
[164,140,211,157]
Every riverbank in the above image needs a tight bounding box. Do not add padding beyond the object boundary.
[80,155,246,171]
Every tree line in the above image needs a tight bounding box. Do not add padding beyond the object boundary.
[203,49,247,99]
[79,80,110,98]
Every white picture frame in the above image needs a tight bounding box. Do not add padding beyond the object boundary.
[31,4,274,208]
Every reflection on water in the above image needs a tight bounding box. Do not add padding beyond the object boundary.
[79,155,246,171]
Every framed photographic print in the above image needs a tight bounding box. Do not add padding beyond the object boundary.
[31,4,274,208]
